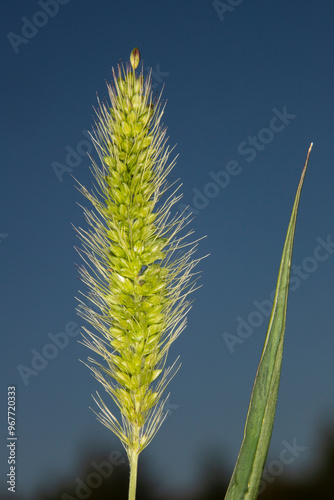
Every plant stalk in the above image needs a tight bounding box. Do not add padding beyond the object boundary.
[128,449,139,500]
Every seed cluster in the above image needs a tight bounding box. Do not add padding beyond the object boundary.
[76,48,201,456]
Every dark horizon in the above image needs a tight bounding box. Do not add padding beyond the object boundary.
[1,422,334,499]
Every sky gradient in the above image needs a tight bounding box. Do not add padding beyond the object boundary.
[1,1,334,498]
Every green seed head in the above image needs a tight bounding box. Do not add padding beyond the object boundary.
[75,49,203,458]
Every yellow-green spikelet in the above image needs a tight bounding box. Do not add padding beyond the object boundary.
[103,56,168,433]
[76,48,201,457]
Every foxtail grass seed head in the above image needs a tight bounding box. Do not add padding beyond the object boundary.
[75,48,204,460]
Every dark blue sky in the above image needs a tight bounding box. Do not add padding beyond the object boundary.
[1,1,334,498]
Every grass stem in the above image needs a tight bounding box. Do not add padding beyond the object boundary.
[128,449,139,500]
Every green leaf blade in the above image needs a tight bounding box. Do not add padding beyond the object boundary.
[224,144,313,500]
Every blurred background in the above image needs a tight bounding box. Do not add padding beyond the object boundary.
[1,0,334,498]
